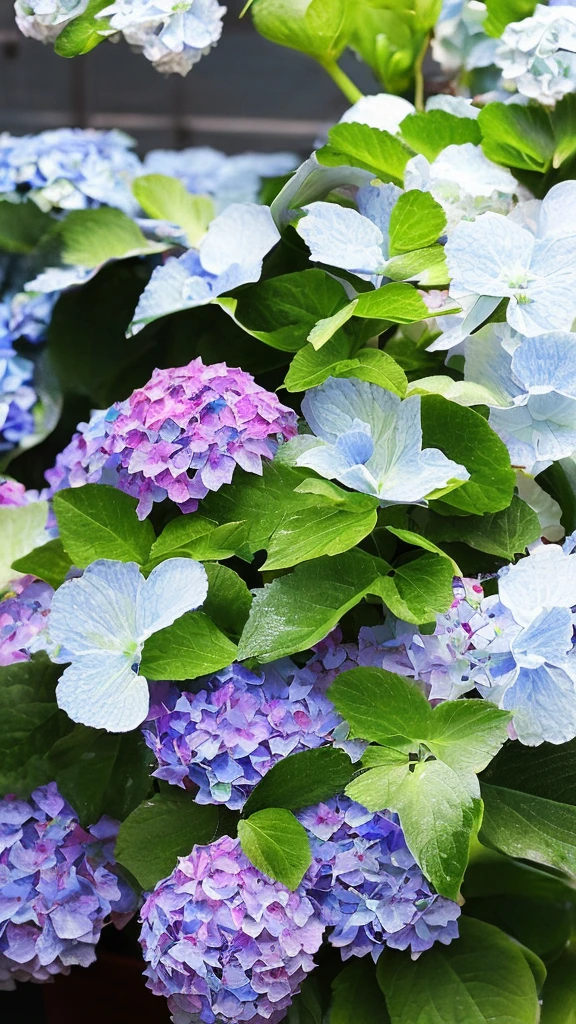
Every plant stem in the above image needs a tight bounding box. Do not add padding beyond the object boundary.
[414,33,430,112]
[320,59,364,104]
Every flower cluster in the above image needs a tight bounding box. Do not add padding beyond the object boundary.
[0,574,54,666]
[46,357,298,518]
[301,797,461,959]
[140,834,324,1024]
[496,4,576,105]
[0,782,135,989]
[14,0,88,43]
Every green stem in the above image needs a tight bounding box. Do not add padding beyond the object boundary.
[414,33,430,112]
[320,59,364,104]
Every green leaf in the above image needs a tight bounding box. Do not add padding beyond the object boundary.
[317,122,413,186]
[388,191,447,256]
[483,0,537,37]
[0,500,49,587]
[238,808,311,890]
[58,206,166,268]
[331,959,390,1024]
[243,747,355,817]
[384,526,460,574]
[482,736,576,806]
[420,395,515,514]
[551,93,576,168]
[329,665,432,746]
[426,701,512,774]
[148,515,247,562]
[399,110,481,161]
[378,917,541,1024]
[132,174,215,247]
[377,552,455,624]
[480,783,576,882]
[383,245,449,287]
[140,611,238,681]
[354,283,429,322]
[541,949,576,1024]
[203,563,253,639]
[116,789,220,891]
[0,654,72,797]
[222,269,349,352]
[46,725,153,827]
[0,199,53,254]
[53,484,155,567]
[284,333,407,395]
[307,302,358,350]
[407,374,502,407]
[261,495,378,571]
[349,348,408,394]
[237,549,390,661]
[287,976,324,1024]
[251,0,355,60]
[12,538,73,590]
[423,496,541,560]
[54,0,110,55]
[479,102,555,174]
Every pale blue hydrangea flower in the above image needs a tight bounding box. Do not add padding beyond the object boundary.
[404,144,518,232]
[445,181,576,336]
[339,94,415,133]
[464,322,576,472]
[432,0,498,78]
[496,4,576,105]
[425,95,480,118]
[143,147,298,212]
[279,377,469,504]
[128,202,280,335]
[97,0,226,76]
[14,0,88,43]
[296,182,402,284]
[41,558,208,733]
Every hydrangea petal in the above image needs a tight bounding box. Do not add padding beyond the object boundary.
[498,543,576,626]
[502,662,576,745]
[199,203,280,276]
[136,557,208,640]
[297,202,385,275]
[56,654,150,733]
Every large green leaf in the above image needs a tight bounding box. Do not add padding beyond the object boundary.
[148,515,247,563]
[399,110,481,161]
[378,552,454,624]
[0,199,53,254]
[132,174,215,247]
[388,190,447,256]
[12,538,73,590]
[116,789,220,891]
[541,949,576,1024]
[237,549,390,661]
[140,611,238,681]
[331,960,390,1024]
[284,333,407,395]
[238,808,312,889]
[480,783,576,881]
[53,484,155,566]
[261,492,378,571]
[354,283,430,322]
[243,747,355,817]
[479,102,555,174]
[316,122,413,186]
[58,207,166,268]
[378,917,541,1024]
[482,737,576,806]
[420,496,541,560]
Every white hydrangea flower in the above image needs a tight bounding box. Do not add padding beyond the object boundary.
[97,0,226,76]
[339,94,415,134]
[432,0,498,77]
[496,3,576,105]
[14,0,88,42]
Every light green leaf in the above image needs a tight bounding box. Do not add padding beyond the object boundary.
[237,549,390,661]
[480,783,576,882]
[484,0,537,37]
[284,334,407,395]
[243,747,355,816]
[132,174,215,246]
[12,537,73,590]
[349,347,408,394]
[388,190,447,256]
[140,611,238,681]
[407,374,504,407]
[116,789,220,891]
[384,526,460,574]
[427,701,512,774]
[251,0,355,60]
[399,109,481,161]
[0,500,49,587]
[383,245,449,286]
[54,0,110,55]
[354,282,429,322]
[148,515,247,562]
[53,484,155,567]
[376,551,454,624]
[378,917,541,1024]
[59,207,166,268]
[0,199,53,254]
[238,808,312,890]
[307,301,358,349]
[317,122,413,187]
[328,665,432,746]
[261,497,378,571]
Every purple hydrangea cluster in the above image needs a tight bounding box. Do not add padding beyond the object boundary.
[0,477,32,506]
[0,574,54,666]
[0,783,135,989]
[142,630,369,810]
[140,834,324,1024]
[300,797,460,960]
[46,358,298,518]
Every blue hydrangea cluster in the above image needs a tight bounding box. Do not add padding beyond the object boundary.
[0,783,135,989]
[300,797,461,959]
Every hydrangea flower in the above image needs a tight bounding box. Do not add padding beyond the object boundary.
[300,797,460,959]
[496,4,576,105]
[97,0,226,77]
[431,0,498,78]
[143,147,298,212]
[0,351,36,453]
[140,834,324,1024]
[0,574,54,666]
[339,93,415,133]
[0,128,142,213]
[42,558,209,732]
[45,358,298,518]
[464,323,576,473]
[143,638,364,810]
[128,203,279,334]
[0,782,135,989]
[14,0,88,43]
[280,377,468,504]
[404,144,518,231]
[0,478,31,506]
[445,180,576,336]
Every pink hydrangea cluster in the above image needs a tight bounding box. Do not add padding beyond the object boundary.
[0,783,135,989]
[0,575,54,666]
[45,358,298,518]
[0,478,30,505]
[140,834,324,1024]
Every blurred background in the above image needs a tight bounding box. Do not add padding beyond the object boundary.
[0,0,379,156]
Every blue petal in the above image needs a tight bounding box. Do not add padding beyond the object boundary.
[136,557,208,640]
[56,653,150,733]
[48,559,142,657]
[511,332,576,397]
[503,662,576,745]
[297,202,385,275]
[334,428,375,467]
[512,606,574,667]
[498,543,576,627]
[199,203,279,276]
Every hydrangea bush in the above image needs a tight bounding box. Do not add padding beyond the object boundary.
[3,0,576,1019]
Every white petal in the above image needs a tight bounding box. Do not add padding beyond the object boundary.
[129,252,212,334]
[339,93,415,133]
[48,560,142,657]
[499,543,576,626]
[136,557,208,641]
[199,203,279,276]
[537,179,576,240]
[502,662,576,745]
[445,211,534,298]
[56,654,150,733]
[297,202,384,275]
[464,322,521,407]
[512,332,576,397]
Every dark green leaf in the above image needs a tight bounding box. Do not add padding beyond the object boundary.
[243,747,355,816]
[238,808,311,890]
[479,102,555,174]
[422,496,541,560]
[53,484,155,566]
[116,789,220,890]
[331,959,390,1024]
[0,199,53,254]
[377,917,541,1024]
[482,737,576,806]
[400,110,481,161]
[149,515,247,562]
[480,783,576,881]
[203,563,253,639]
[140,611,238,681]
[287,975,324,1024]
[317,122,413,186]
[12,538,73,590]
[541,948,576,1023]
[388,191,447,256]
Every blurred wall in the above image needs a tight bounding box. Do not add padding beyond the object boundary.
[0,0,377,155]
